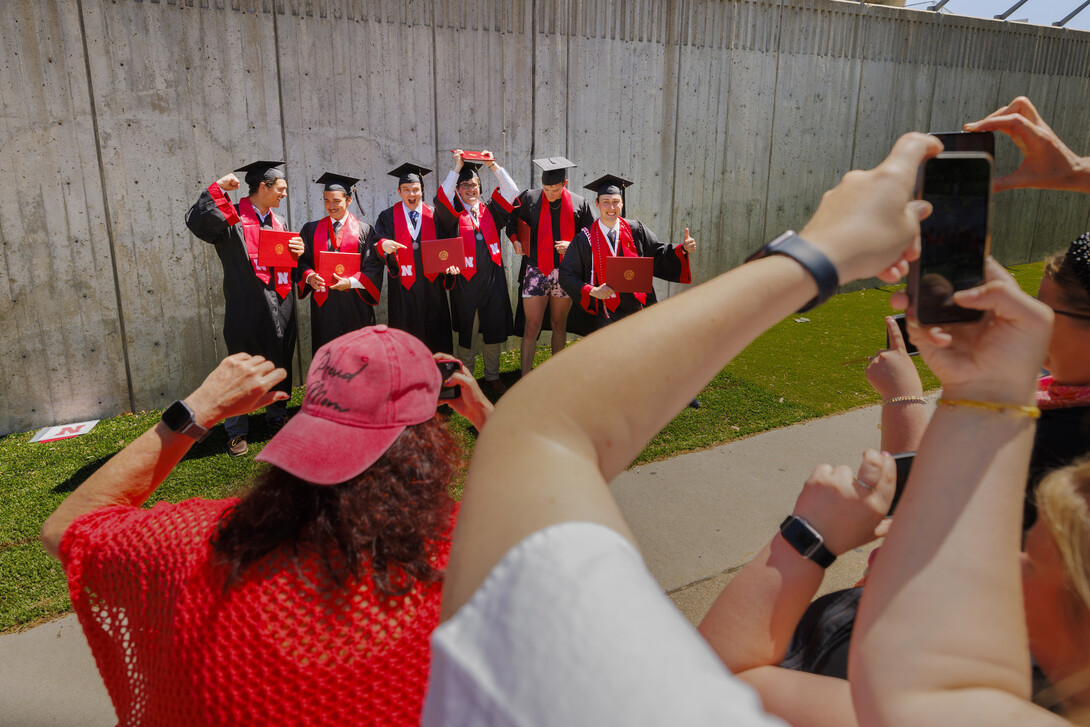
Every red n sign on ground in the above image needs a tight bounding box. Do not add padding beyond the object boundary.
[29,420,100,444]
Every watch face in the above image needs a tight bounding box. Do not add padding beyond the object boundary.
[162,400,193,431]
[782,517,821,554]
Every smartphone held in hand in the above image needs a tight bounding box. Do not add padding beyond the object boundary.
[437,360,461,401]
[887,313,918,356]
[929,130,995,158]
[887,451,915,516]
[908,152,993,325]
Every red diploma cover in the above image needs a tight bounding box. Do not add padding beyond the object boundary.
[455,150,495,163]
[316,250,360,283]
[606,256,653,293]
[257,230,299,268]
[421,237,466,277]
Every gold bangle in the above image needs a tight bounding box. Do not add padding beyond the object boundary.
[884,395,927,406]
[937,398,1041,419]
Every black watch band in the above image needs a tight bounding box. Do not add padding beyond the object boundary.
[161,400,210,442]
[745,231,839,312]
[779,515,836,568]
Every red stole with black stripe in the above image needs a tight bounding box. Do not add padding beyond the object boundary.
[392,203,438,289]
[535,189,574,275]
[238,197,292,299]
[590,218,644,314]
[455,203,502,281]
[311,213,379,307]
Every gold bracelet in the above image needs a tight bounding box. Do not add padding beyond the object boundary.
[937,398,1041,419]
[884,395,926,406]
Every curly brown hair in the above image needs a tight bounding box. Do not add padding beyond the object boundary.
[1045,248,1090,317]
[210,416,460,596]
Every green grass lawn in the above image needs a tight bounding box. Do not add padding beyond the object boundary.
[0,261,1045,632]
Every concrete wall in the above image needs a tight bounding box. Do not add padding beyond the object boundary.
[2,0,1089,435]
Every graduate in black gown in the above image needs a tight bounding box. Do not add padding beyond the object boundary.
[374,163,455,355]
[184,160,303,456]
[558,174,696,333]
[506,157,596,376]
[434,150,520,394]
[297,172,384,356]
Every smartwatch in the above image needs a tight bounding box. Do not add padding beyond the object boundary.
[779,515,836,568]
[745,231,839,312]
[161,400,210,442]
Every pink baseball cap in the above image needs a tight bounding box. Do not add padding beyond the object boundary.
[257,325,442,485]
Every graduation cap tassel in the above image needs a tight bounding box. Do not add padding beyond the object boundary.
[353,187,366,219]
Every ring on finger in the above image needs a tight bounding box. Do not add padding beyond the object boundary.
[854,477,875,493]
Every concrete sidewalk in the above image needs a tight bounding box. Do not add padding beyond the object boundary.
[0,400,919,726]
[611,402,912,622]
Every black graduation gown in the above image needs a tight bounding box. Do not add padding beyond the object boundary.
[374,204,454,355]
[297,215,384,356]
[558,218,689,335]
[434,191,515,348]
[506,188,596,334]
[185,187,295,395]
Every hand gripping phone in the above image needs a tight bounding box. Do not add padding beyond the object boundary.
[436,360,461,401]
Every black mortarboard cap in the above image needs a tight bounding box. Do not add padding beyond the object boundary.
[457,161,483,186]
[314,172,359,194]
[388,163,432,187]
[234,160,286,188]
[584,174,633,199]
[534,157,576,186]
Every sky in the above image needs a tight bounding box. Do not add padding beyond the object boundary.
[902,0,1090,31]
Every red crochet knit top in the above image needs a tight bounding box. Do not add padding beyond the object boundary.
[59,497,456,726]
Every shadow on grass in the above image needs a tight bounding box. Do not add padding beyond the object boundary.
[51,406,299,494]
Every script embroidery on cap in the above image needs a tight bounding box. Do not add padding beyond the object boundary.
[305,352,370,413]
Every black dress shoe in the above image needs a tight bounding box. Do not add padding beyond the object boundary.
[266,415,289,431]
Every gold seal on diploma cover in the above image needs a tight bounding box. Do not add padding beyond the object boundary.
[439,250,449,261]
[275,243,285,255]
[335,264,346,275]
[624,270,635,281]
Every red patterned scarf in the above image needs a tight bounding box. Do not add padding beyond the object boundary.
[1037,375,1090,410]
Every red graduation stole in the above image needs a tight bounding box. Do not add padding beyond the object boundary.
[590,218,644,314]
[310,213,379,308]
[391,202,438,289]
[535,189,574,275]
[437,185,504,281]
[238,197,292,299]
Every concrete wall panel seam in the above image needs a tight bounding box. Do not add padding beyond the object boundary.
[77,0,137,415]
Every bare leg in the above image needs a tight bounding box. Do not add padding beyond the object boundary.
[548,296,572,356]
[521,295,548,376]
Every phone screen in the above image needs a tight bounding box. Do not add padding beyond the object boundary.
[930,131,995,158]
[888,452,915,516]
[436,360,461,400]
[912,153,992,324]
[887,314,918,356]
